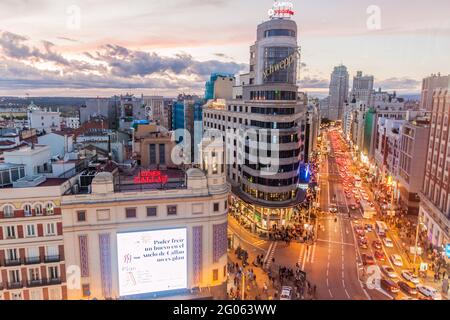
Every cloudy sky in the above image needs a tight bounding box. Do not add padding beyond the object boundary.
[0,0,449,97]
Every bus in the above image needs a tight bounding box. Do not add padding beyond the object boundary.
[375,221,388,237]
[360,200,376,219]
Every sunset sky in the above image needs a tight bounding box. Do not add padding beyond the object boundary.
[0,0,449,97]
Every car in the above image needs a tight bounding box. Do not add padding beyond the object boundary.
[345,193,352,199]
[280,286,293,300]
[352,189,359,194]
[350,204,357,210]
[362,195,369,201]
[390,254,403,267]
[374,250,386,261]
[381,265,398,278]
[359,239,368,249]
[329,207,338,213]
[372,240,382,250]
[401,270,420,284]
[383,238,394,248]
[354,194,360,200]
[368,202,375,208]
[416,285,442,300]
[397,281,418,296]
[380,278,400,294]
[365,224,373,232]
[362,254,375,266]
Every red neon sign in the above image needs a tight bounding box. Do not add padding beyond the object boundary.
[134,170,169,184]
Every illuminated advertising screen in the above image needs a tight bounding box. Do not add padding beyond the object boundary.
[117,228,187,297]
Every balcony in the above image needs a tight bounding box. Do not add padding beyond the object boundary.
[27,279,43,288]
[7,281,23,290]
[44,255,60,263]
[25,256,42,265]
[46,278,62,286]
[4,258,22,267]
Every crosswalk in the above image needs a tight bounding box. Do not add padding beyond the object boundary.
[263,242,277,268]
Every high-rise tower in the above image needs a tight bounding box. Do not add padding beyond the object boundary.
[203,0,308,234]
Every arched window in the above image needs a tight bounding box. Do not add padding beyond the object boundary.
[35,204,43,216]
[46,203,54,215]
[24,204,32,216]
[3,205,14,218]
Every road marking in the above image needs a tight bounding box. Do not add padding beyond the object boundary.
[297,244,305,266]
[316,239,355,246]
[342,280,346,287]
[310,242,317,264]
[345,289,350,299]
[328,289,333,298]
[263,242,274,265]
[264,242,277,268]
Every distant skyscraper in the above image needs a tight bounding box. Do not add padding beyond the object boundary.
[420,73,450,111]
[350,71,374,104]
[328,65,349,120]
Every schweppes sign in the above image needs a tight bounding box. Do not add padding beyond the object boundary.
[263,48,301,79]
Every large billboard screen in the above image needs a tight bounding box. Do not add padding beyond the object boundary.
[117,228,187,297]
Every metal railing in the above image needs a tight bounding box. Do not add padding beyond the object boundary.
[7,281,23,290]
[44,255,60,263]
[25,256,42,265]
[4,258,22,267]
[27,279,43,288]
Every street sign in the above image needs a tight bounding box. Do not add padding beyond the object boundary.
[446,244,450,258]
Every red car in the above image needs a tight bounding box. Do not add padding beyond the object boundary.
[372,240,382,250]
[362,254,375,266]
[374,250,386,261]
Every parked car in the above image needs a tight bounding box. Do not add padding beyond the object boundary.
[365,224,373,232]
[397,281,418,296]
[401,270,420,285]
[417,285,442,300]
[359,239,368,249]
[390,254,403,267]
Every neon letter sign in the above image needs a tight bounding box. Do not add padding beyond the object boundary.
[133,170,169,184]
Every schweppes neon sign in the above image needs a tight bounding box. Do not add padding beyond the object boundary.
[263,48,301,79]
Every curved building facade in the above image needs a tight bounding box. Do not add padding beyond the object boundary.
[203,9,307,234]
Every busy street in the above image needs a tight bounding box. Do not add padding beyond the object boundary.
[228,126,448,300]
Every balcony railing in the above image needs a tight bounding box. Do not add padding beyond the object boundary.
[27,279,43,288]
[44,255,60,263]
[25,256,42,265]
[4,258,22,267]
[7,281,23,290]
[46,278,62,286]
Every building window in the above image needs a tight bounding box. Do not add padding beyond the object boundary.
[45,203,54,215]
[149,144,156,165]
[45,223,56,236]
[224,200,228,210]
[35,204,43,215]
[5,226,16,239]
[29,268,40,282]
[125,208,137,219]
[9,269,21,284]
[24,204,32,216]
[159,144,166,164]
[77,211,86,222]
[213,269,219,282]
[146,207,157,217]
[48,266,59,280]
[26,224,36,237]
[213,203,220,212]
[167,205,177,216]
[3,205,14,218]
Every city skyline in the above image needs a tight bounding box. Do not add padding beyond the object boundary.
[0,0,449,97]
